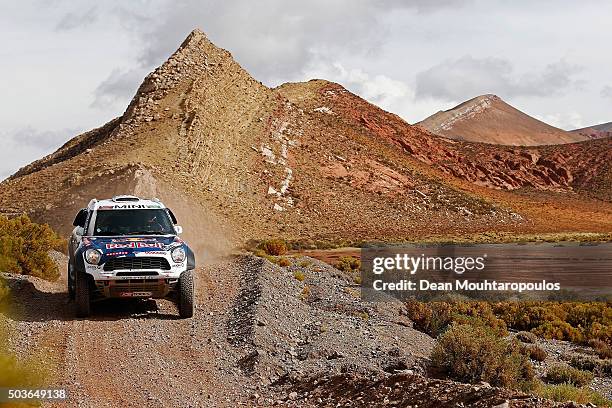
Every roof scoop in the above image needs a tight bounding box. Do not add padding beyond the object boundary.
[112,195,140,202]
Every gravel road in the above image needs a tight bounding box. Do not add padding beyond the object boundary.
[1,253,588,407]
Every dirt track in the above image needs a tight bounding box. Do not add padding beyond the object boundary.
[4,255,249,407]
[2,253,592,408]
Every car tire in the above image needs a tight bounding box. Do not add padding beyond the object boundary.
[178,270,194,318]
[75,272,91,318]
[68,262,75,300]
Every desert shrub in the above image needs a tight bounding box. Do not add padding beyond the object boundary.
[259,239,288,256]
[0,277,9,305]
[522,344,547,362]
[297,259,313,268]
[588,338,612,359]
[300,285,311,301]
[408,300,611,346]
[405,300,507,338]
[545,364,593,386]
[277,257,291,267]
[334,256,361,273]
[430,323,533,389]
[516,331,537,343]
[534,383,611,406]
[567,354,612,376]
[0,215,63,281]
[293,271,305,282]
[531,320,584,344]
[493,301,611,345]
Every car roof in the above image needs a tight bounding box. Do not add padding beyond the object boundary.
[87,195,167,211]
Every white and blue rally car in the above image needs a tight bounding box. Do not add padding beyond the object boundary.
[68,195,195,318]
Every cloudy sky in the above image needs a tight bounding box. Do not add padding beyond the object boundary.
[1,0,611,178]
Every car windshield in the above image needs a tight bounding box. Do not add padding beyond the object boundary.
[93,209,175,236]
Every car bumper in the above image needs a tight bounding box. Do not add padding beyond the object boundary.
[93,277,179,298]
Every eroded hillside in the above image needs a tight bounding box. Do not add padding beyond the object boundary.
[0,29,610,245]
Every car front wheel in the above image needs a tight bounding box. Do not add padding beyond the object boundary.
[75,272,91,317]
[67,262,75,300]
[178,270,194,318]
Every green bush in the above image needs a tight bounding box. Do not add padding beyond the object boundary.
[534,382,611,406]
[430,323,533,389]
[545,364,593,387]
[0,215,63,281]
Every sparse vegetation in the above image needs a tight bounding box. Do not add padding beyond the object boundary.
[258,239,288,256]
[300,285,311,301]
[0,215,63,281]
[406,299,611,346]
[405,300,507,338]
[293,271,305,282]
[277,257,291,267]
[566,354,612,376]
[430,323,533,389]
[533,382,611,406]
[522,344,547,362]
[297,259,313,268]
[493,301,611,345]
[545,364,593,387]
[588,338,612,359]
[516,331,537,343]
[334,256,361,273]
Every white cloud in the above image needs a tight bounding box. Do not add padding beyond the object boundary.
[0,127,80,179]
[91,67,147,109]
[535,112,584,131]
[416,56,583,101]
[303,62,411,111]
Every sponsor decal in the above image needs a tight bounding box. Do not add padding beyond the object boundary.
[98,206,114,210]
[141,250,166,254]
[107,251,129,256]
[120,291,153,297]
[105,242,164,249]
[111,238,150,242]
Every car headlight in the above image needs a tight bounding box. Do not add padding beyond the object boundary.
[171,247,186,263]
[85,249,102,265]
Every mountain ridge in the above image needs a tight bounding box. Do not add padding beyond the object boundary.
[571,121,612,140]
[0,29,610,245]
[418,94,588,146]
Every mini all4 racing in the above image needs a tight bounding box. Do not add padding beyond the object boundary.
[67,195,195,318]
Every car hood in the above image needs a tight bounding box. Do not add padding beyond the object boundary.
[83,236,181,255]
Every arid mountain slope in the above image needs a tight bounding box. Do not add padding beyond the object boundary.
[418,94,588,146]
[0,29,610,245]
[572,121,612,139]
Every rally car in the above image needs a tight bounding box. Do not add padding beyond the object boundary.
[68,195,195,318]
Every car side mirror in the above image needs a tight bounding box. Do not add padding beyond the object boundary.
[174,225,183,235]
[73,209,87,228]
